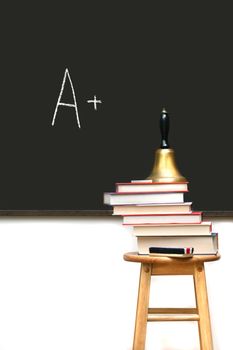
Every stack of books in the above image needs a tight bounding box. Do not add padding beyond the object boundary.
[104,180,218,256]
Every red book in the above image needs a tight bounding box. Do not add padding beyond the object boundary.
[112,202,192,215]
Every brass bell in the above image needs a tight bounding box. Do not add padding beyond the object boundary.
[147,109,187,183]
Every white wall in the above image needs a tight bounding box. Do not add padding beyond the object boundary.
[0,217,230,350]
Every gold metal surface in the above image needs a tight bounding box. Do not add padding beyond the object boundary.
[147,148,187,183]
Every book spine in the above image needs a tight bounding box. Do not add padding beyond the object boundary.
[123,212,202,217]
[115,190,188,194]
[149,247,194,254]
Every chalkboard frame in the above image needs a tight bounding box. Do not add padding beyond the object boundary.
[0,210,232,217]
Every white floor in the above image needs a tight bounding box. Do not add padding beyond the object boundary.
[0,216,229,349]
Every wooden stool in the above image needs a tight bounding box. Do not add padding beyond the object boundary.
[124,252,220,350]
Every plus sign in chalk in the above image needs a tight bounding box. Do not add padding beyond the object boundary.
[87,95,102,110]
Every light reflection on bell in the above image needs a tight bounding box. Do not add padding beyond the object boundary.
[147,109,187,183]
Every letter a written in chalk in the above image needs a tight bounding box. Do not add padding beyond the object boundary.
[51,68,81,128]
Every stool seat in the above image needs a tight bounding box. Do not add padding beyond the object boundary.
[123,252,221,264]
[124,251,220,350]
[124,251,220,264]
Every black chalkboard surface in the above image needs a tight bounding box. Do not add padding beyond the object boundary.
[1,2,233,214]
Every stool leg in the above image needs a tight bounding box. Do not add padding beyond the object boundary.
[133,263,152,350]
[193,263,213,350]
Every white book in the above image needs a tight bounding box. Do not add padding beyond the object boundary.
[104,192,184,205]
[137,233,218,255]
[113,202,192,215]
[123,212,202,225]
[133,222,212,236]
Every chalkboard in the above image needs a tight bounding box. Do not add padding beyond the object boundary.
[1,2,233,214]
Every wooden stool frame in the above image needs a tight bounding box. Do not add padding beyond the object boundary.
[124,252,220,350]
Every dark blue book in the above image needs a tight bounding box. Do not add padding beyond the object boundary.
[149,247,194,255]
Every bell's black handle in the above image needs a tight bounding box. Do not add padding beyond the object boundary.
[160,108,170,148]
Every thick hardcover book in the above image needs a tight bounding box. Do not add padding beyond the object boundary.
[104,192,185,205]
[133,221,212,236]
[116,182,188,193]
[137,233,218,255]
[123,212,202,225]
